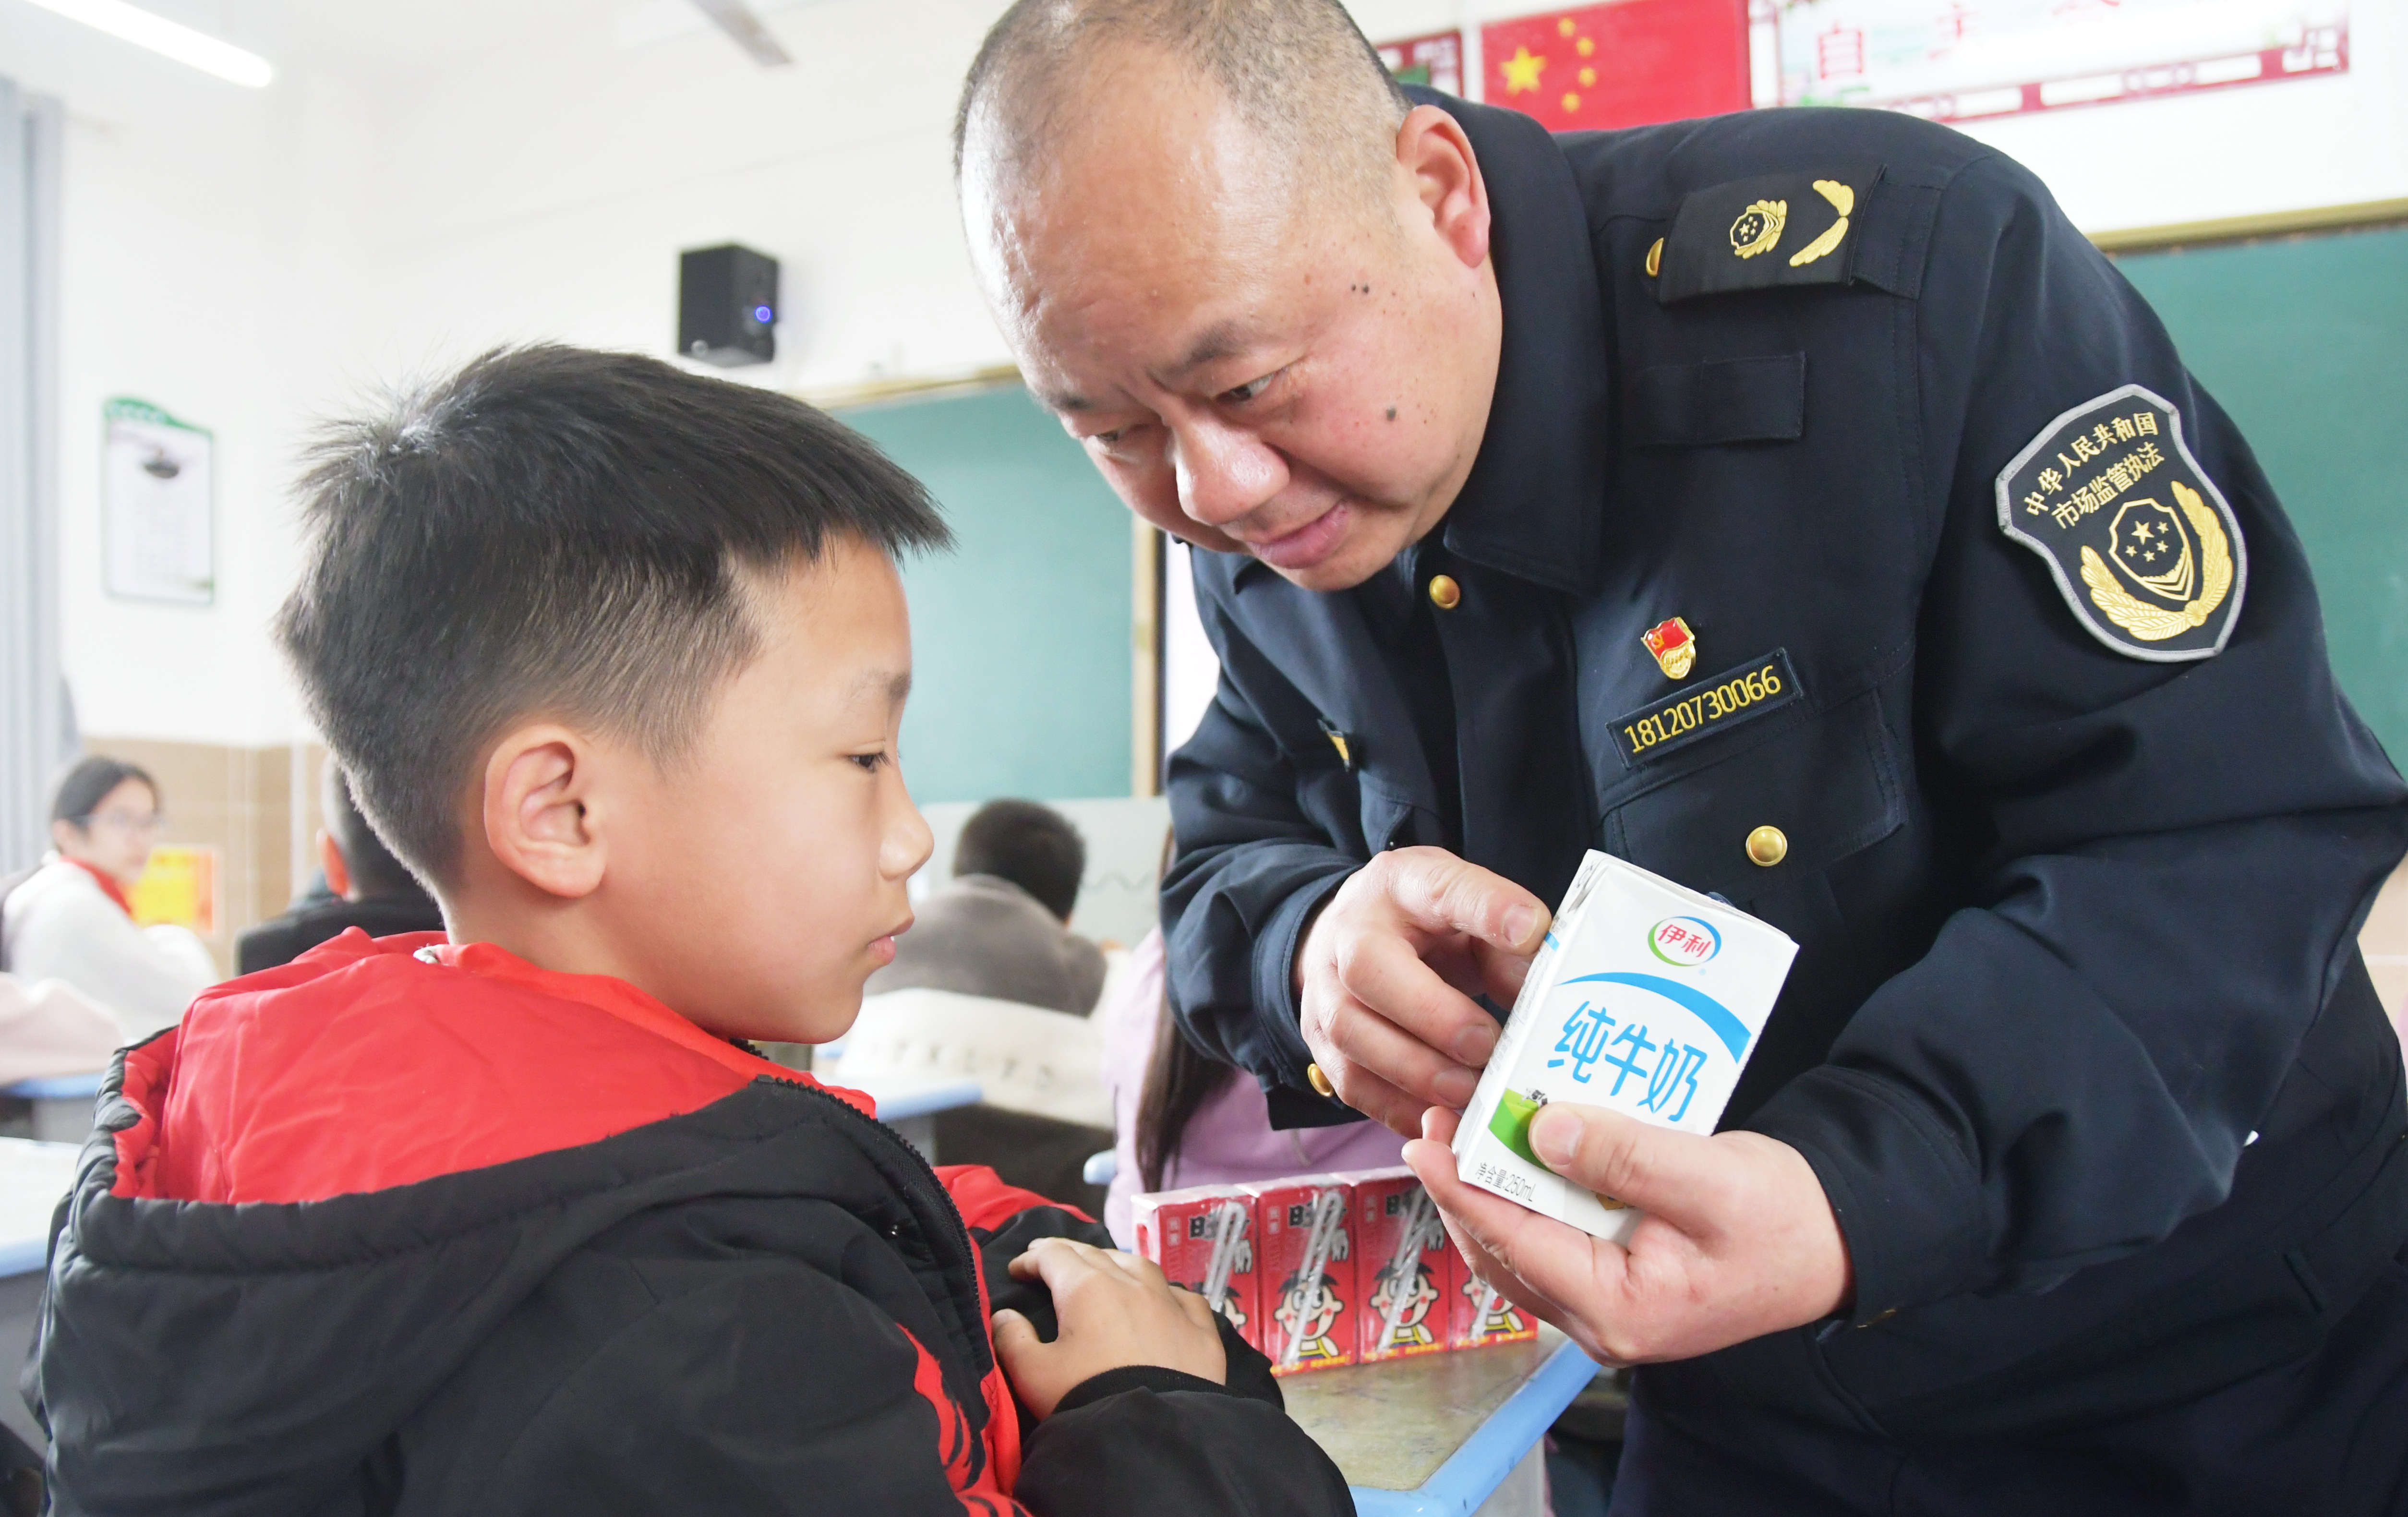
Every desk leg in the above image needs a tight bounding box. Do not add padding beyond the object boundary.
[1471,1443,1545,1517]
[28,1099,90,1145]
[889,1114,937,1164]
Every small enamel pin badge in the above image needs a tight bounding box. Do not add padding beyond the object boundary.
[1642,617,1697,680]
[1995,383,2246,662]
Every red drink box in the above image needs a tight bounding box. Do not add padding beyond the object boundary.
[1244,1174,1358,1374]
[1129,1185,1262,1352]
[1448,1252,1539,1352]
[1340,1167,1453,1363]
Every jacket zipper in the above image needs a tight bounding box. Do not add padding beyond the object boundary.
[750,1076,994,1378]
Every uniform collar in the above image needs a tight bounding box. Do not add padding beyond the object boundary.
[1424,91,1612,595]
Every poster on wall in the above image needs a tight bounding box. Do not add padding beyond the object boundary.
[129,845,217,937]
[1482,0,1751,130]
[1378,29,1464,95]
[103,397,215,606]
[1774,0,2348,125]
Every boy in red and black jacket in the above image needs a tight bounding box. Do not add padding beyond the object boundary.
[28,346,1351,1517]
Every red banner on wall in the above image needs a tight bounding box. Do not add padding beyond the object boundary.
[1378,30,1465,96]
[1482,0,1751,131]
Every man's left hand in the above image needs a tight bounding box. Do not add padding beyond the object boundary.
[1404,1104,1854,1364]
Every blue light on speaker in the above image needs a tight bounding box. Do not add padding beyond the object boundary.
[753,305,774,324]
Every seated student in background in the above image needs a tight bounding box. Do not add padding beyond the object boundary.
[236,762,444,974]
[868,797,1108,1014]
[1100,900,1403,1248]
[31,345,1348,1517]
[0,756,215,1041]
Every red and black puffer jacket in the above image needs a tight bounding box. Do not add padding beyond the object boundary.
[27,932,1349,1517]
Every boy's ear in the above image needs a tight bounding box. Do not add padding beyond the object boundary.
[317,829,352,899]
[481,724,607,900]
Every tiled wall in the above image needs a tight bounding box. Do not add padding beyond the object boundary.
[78,737,327,979]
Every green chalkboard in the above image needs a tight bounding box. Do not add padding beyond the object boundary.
[838,385,1133,805]
[2116,225,2408,764]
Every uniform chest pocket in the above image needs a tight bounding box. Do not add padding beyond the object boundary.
[1601,683,1902,903]
[1625,352,1806,448]
[1268,722,1447,858]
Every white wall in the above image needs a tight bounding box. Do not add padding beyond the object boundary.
[13,0,2406,752]
[3,2,306,746]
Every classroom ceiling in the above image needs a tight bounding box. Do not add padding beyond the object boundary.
[200,0,987,80]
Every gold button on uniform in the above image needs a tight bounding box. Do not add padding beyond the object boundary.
[1307,1062,1336,1097]
[1428,574,1462,610]
[1746,825,1788,867]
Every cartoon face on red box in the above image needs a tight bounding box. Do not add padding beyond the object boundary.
[1451,1270,1536,1349]
[1249,1179,1356,1373]
[1272,1265,1349,1367]
[1349,1171,1452,1361]
[1131,1190,1259,1348]
[1365,1256,1442,1353]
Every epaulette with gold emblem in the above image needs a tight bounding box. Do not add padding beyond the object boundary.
[1648,165,1885,304]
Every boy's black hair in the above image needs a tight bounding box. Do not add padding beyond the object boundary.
[952,798,1086,922]
[49,756,158,828]
[277,345,951,884]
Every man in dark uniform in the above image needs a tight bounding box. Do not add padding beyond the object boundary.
[953,1,2408,1508]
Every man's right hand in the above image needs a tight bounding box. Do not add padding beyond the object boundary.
[1295,847,1551,1135]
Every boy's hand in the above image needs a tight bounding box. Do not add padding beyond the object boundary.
[992,1238,1227,1419]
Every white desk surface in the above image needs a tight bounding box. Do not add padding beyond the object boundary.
[0,1138,81,1278]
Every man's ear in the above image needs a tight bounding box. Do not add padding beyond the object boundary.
[1396,104,1491,272]
[317,829,353,900]
[480,724,607,900]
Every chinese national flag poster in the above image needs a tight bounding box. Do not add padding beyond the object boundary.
[1482,0,1750,131]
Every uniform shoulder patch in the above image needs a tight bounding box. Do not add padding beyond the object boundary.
[1995,384,2247,662]
[1653,165,1884,304]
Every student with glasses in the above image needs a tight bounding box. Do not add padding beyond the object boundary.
[0,756,216,1041]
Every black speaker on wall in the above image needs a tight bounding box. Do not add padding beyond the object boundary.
[679,243,779,367]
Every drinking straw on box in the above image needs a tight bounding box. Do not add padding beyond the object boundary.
[1469,1279,1503,1339]
[1200,1199,1248,1314]
[1279,1189,1349,1370]
[1375,1186,1444,1352]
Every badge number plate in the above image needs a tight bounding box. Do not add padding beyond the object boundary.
[1608,650,1803,768]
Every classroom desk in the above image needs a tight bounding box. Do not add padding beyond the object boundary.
[1284,1327,1597,1517]
[0,1075,102,1146]
[0,1139,82,1457]
[845,1076,983,1163]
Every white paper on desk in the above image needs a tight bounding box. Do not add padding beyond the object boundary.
[1452,851,1797,1241]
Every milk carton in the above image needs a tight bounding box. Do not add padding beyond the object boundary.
[1452,850,1798,1242]
[1131,1186,1262,1350]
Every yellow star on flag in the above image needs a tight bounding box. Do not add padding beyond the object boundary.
[1499,45,1546,94]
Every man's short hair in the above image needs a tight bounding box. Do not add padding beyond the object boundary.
[277,345,951,884]
[953,799,1087,922]
[321,762,420,899]
[954,0,1409,213]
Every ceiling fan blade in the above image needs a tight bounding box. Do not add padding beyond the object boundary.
[691,0,793,66]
